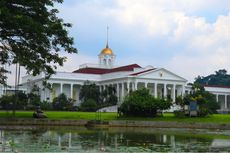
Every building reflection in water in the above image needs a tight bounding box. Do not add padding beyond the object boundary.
[0,128,230,152]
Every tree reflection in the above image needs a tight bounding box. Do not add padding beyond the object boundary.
[0,127,228,152]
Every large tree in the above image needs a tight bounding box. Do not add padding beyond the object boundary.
[0,0,77,85]
[194,69,230,86]
[119,88,171,117]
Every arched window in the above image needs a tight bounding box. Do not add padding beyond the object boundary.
[108,59,111,65]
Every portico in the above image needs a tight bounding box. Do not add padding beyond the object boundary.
[204,85,230,111]
[33,67,186,108]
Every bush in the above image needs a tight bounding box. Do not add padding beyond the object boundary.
[52,93,74,111]
[27,93,40,106]
[0,95,14,110]
[119,88,171,117]
[0,92,28,110]
[80,82,118,108]
[40,101,53,110]
[174,110,185,118]
[174,84,220,117]
[80,99,97,112]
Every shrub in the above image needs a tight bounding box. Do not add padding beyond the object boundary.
[80,99,97,112]
[27,93,40,106]
[174,110,185,118]
[0,92,28,110]
[52,93,74,111]
[174,84,220,117]
[80,82,118,108]
[0,95,14,110]
[119,88,171,117]
[40,101,53,110]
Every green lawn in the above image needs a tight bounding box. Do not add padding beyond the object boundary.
[1,111,230,124]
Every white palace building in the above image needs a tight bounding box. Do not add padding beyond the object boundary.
[1,42,230,112]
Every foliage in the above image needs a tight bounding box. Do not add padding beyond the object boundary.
[15,91,28,109]
[52,93,74,111]
[195,69,230,86]
[0,95,14,110]
[176,96,186,108]
[175,84,219,117]
[101,85,117,105]
[119,88,171,117]
[80,99,97,112]
[40,101,53,110]
[0,91,28,110]
[80,83,101,104]
[27,93,40,106]
[0,0,77,85]
[174,110,186,118]
[79,82,118,111]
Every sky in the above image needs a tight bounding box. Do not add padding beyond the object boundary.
[6,0,230,85]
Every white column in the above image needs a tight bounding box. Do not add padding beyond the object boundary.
[121,83,124,102]
[216,94,219,102]
[127,81,130,94]
[182,85,185,97]
[132,82,135,91]
[135,82,138,90]
[77,86,80,103]
[116,83,119,103]
[163,83,167,98]
[172,84,176,102]
[60,83,63,94]
[135,81,138,90]
[70,84,73,99]
[145,82,147,88]
[225,94,227,109]
[154,83,157,98]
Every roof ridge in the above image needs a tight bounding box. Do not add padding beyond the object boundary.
[72,64,141,75]
[130,68,155,76]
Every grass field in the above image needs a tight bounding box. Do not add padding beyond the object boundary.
[1,111,230,124]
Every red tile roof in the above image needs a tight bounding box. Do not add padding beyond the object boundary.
[72,67,108,74]
[72,64,141,74]
[130,68,155,76]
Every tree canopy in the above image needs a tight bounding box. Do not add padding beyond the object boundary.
[0,0,77,85]
[195,69,230,86]
[119,88,171,117]
[175,84,219,117]
[79,82,118,111]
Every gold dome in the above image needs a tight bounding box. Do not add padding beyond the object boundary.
[100,47,113,55]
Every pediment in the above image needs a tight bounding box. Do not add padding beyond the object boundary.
[135,68,187,82]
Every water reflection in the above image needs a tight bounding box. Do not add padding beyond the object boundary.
[0,126,230,152]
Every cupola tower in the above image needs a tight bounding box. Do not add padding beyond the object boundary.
[98,27,115,67]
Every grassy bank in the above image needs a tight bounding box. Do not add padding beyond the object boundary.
[1,111,230,124]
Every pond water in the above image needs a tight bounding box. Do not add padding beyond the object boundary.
[0,126,230,152]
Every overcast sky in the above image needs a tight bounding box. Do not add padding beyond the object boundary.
[6,0,230,85]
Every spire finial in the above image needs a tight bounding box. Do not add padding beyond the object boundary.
[106,26,109,48]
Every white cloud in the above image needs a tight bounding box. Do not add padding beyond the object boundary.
[56,52,97,72]
[6,0,230,84]
[5,53,96,85]
[107,0,230,82]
